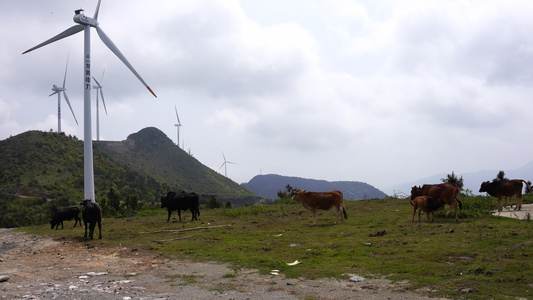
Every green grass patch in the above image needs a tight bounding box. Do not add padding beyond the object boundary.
[19,195,533,299]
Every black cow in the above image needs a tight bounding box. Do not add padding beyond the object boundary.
[479,179,531,211]
[80,199,102,239]
[50,207,81,229]
[160,191,200,222]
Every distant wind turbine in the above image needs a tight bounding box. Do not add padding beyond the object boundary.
[174,105,182,147]
[23,0,156,202]
[49,53,78,133]
[92,70,107,141]
[218,151,236,177]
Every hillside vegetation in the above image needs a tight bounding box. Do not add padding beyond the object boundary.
[0,128,256,227]
[243,174,387,199]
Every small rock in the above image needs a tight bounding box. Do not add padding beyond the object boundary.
[0,275,10,283]
[349,275,364,282]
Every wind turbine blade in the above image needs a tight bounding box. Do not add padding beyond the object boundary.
[222,151,226,162]
[62,91,78,125]
[62,52,69,88]
[49,91,59,97]
[174,105,181,124]
[100,89,108,115]
[95,25,157,98]
[22,25,84,54]
[218,162,226,172]
[92,76,102,87]
[93,0,102,20]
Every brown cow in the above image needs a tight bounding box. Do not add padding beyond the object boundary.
[292,189,347,224]
[410,196,444,223]
[411,183,463,222]
[479,179,531,211]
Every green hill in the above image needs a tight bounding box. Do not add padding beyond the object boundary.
[0,128,257,227]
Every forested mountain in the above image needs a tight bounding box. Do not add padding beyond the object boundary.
[0,128,257,227]
[243,174,388,200]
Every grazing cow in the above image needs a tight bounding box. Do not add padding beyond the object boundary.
[50,207,81,229]
[410,196,444,223]
[80,199,102,240]
[160,191,200,222]
[479,179,531,211]
[411,183,463,222]
[292,189,347,225]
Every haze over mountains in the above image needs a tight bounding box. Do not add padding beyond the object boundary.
[384,161,533,196]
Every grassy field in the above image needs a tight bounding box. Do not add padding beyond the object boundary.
[20,195,533,299]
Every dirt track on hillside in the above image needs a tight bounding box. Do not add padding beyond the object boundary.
[0,228,449,299]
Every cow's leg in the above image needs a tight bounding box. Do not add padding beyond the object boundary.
[412,207,416,222]
[418,209,422,222]
[97,220,102,239]
[426,211,431,223]
[312,209,317,225]
[167,210,171,222]
[84,221,88,238]
[61,221,64,229]
[454,203,459,222]
[89,221,96,240]
[177,210,182,222]
[517,194,523,210]
[498,197,503,212]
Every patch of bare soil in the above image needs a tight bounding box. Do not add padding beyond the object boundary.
[0,228,447,299]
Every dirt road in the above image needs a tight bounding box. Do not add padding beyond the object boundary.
[0,228,447,299]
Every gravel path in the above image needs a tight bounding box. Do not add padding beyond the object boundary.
[0,228,447,299]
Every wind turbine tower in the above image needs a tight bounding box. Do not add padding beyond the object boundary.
[92,70,108,141]
[50,54,78,133]
[218,151,236,177]
[174,105,182,147]
[23,1,156,202]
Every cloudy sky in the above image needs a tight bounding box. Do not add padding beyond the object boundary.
[2,0,533,194]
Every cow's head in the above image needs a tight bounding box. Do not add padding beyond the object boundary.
[160,194,167,208]
[80,199,91,207]
[291,189,306,202]
[410,186,421,200]
[479,181,490,193]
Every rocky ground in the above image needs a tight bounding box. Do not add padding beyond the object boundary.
[0,228,448,300]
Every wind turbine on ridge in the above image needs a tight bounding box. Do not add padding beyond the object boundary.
[23,0,157,203]
[218,151,236,177]
[50,53,78,133]
[92,70,107,141]
[174,105,182,148]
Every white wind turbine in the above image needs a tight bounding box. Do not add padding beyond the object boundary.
[23,0,156,203]
[218,151,236,177]
[92,70,107,141]
[50,54,78,133]
[174,105,182,148]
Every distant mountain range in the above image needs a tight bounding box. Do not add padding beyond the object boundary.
[242,174,387,200]
[384,161,533,196]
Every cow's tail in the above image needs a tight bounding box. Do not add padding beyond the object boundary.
[409,198,414,206]
[342,206,348,219]
[522,180,532,193]
[340,192,348,219]
[453,188,463,210]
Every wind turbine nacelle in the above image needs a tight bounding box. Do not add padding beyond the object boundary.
[73,13,98,27]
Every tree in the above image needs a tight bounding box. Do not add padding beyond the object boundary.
[493,170,509,182]
[277,184,295,199]
[526,181,533,194]
[441,171,464,191]
[207,196,223,209]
